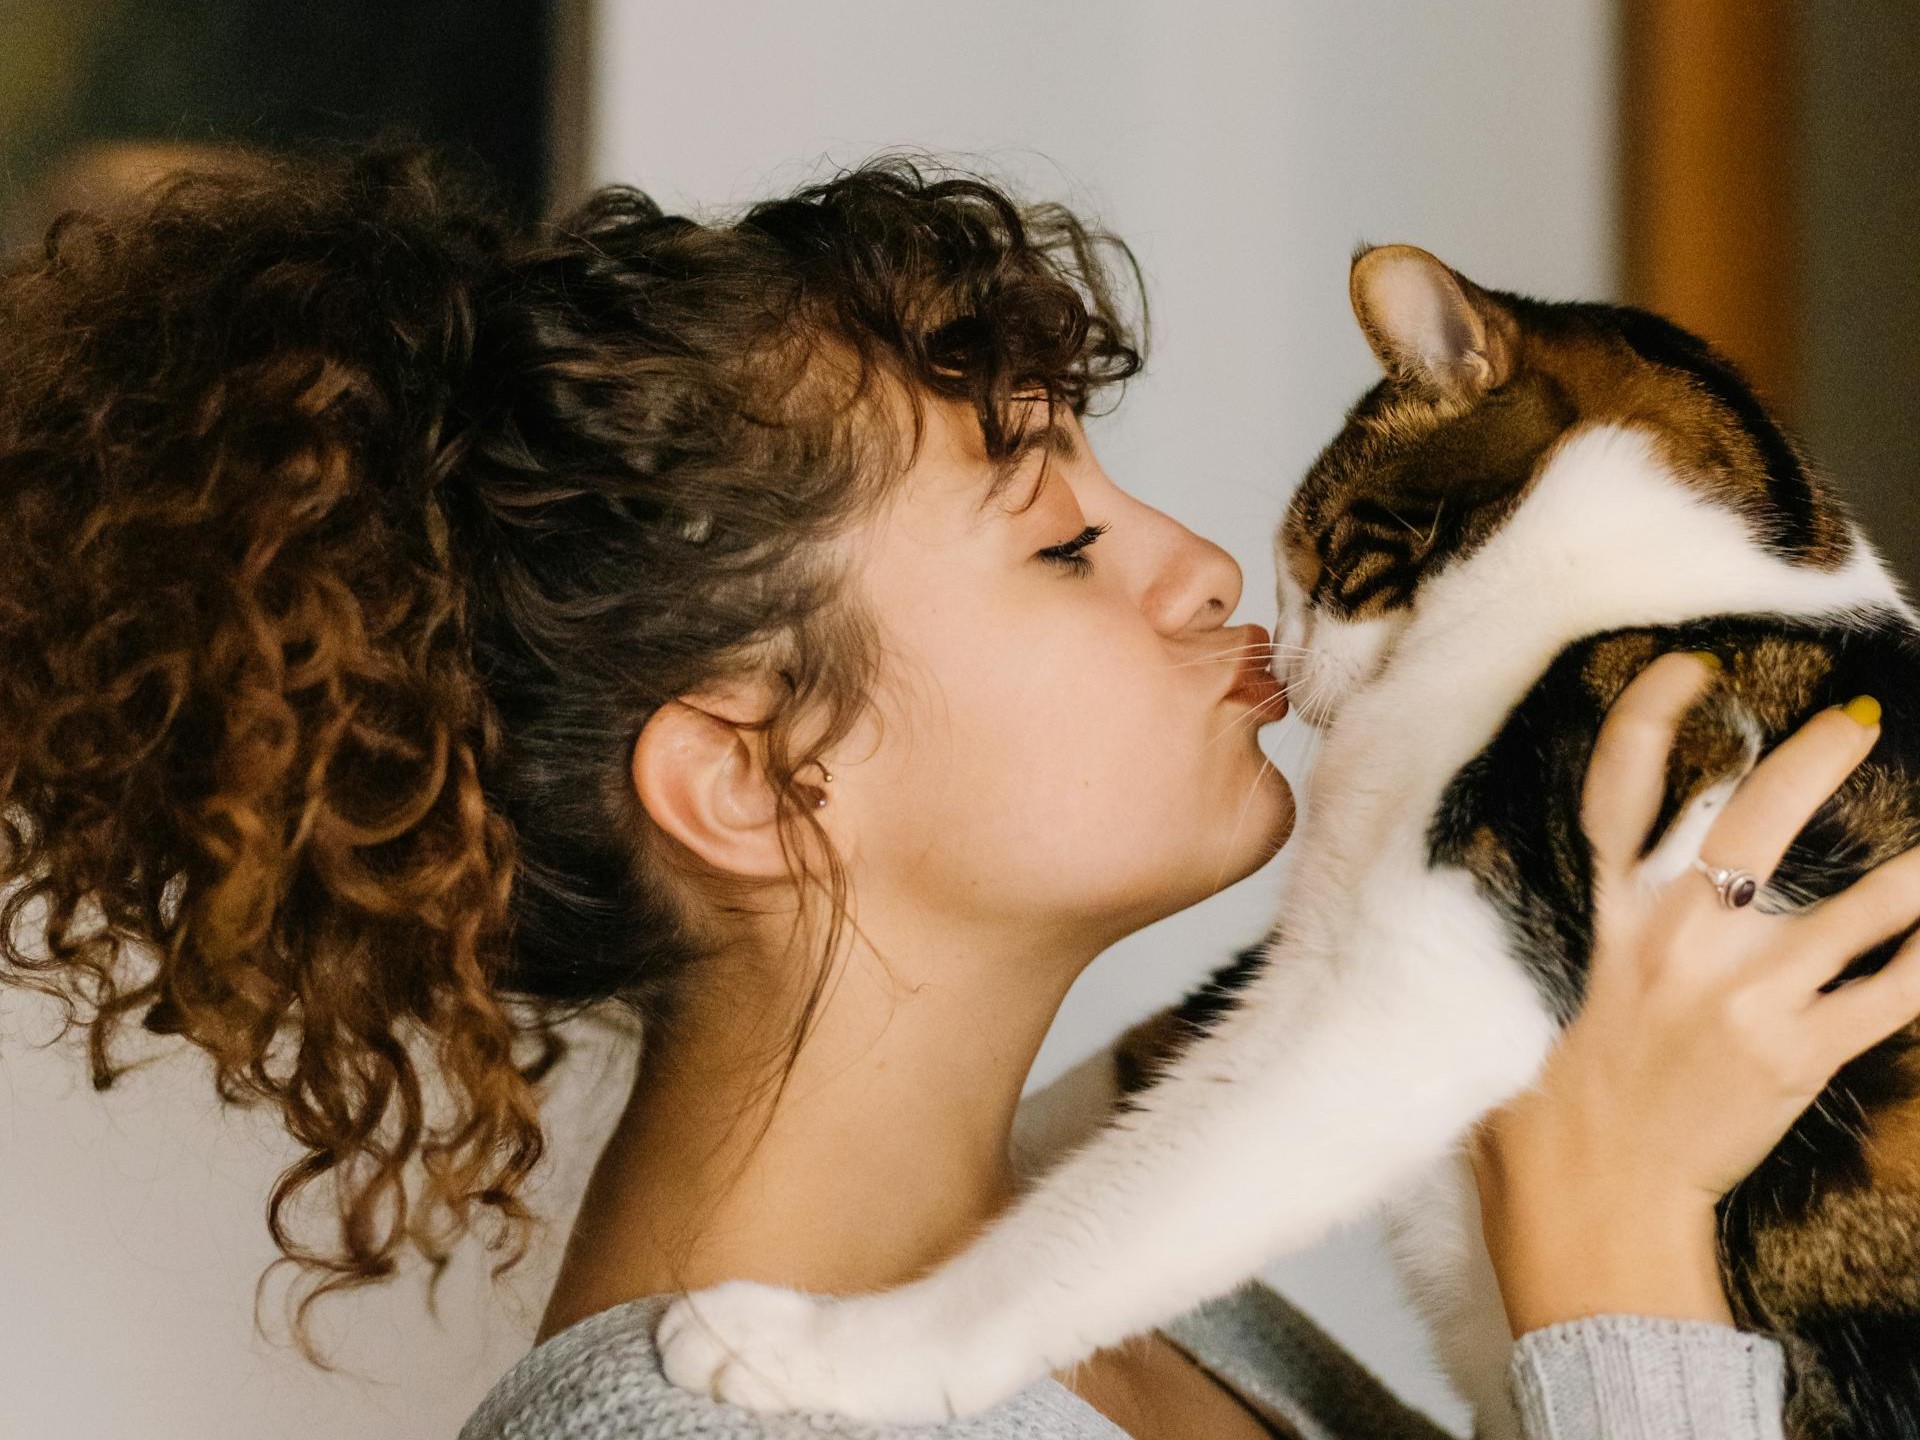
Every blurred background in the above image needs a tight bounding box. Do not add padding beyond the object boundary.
[2,2,1914,1436]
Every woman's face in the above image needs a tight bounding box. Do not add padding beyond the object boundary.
[828,391,1295,962]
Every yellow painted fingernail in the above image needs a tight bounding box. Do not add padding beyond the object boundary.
[1843,695,1882,728]
[1686,650,1722,671]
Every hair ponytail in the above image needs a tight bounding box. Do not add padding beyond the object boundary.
[0,139,558,1363]
[0,135,1147,1367]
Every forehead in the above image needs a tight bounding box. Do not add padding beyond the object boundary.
[889,388,1084,521]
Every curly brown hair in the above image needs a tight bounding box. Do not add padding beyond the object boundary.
[0,136,1145,1364]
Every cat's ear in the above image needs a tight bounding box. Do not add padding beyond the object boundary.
[1349,244,1517,399]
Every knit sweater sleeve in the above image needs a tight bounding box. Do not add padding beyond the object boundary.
[1507,1315,1787,1440]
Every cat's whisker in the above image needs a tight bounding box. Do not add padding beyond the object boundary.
[1209,752,1277,898]
[1167,649,1275,668]
[1166,642,1311,670]
[1208,685,1293,748]
[1268,673,1331,729]
[1260,719,1313,783]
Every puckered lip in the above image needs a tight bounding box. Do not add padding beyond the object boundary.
[1218,625,1288,718]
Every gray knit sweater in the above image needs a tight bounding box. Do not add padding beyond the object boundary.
[458,1282,1786,1439]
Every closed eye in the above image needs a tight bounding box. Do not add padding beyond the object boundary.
[1036,523,1109,576]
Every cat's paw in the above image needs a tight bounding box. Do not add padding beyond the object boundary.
[656,1282,839,1414]
[655,1280,1031,1422]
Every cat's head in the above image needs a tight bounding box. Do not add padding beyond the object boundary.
[1274,244,1850,728]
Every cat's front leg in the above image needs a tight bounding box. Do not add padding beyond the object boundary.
[658,875,1558,1422]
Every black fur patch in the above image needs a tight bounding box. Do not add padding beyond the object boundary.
[1431,611,1920,1439]
[1166,941,1269,1037]
[1779,1308,1920,1440]
[1113,941,1270,1100]
[1606,305,1822,559]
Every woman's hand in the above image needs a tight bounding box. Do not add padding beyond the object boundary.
[1471,649,1920,1337]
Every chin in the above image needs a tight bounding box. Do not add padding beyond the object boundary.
[1252,778,1298,861]
[1211,765,1297,885]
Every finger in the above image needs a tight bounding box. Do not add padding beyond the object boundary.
[1778,842,1920,993]
[1697,698,1882,888]
[1810,921,1920,1063]
[1582,651,1722,876]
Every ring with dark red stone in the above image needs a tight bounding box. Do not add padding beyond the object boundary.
[1692,858,1759,909]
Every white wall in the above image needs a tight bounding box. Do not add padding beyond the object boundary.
[1,4,1614,1436]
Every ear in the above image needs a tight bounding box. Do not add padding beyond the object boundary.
[630,690,795,882]
[1349,244,1517,398]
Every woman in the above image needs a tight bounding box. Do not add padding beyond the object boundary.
[5,139,1917,1440]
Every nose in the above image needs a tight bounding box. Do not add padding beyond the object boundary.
[1142,519,1245,638]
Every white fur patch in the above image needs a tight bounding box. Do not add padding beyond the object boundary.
[1278,611,1397,729]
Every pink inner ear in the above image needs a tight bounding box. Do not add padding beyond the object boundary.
[1360,250,1481,380]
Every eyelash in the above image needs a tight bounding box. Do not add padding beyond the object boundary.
[1036,523,1110,576]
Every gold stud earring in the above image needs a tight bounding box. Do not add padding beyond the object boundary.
[813,764,834,809]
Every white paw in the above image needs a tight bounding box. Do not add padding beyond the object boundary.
[656,1282,834,1414]
[655,1280,1040,1422]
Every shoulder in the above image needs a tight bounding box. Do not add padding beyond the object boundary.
[457,1295,1127,1440]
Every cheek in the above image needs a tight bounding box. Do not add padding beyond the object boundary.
[860,613,1207,866]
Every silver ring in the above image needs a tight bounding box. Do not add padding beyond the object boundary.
[1692,858,1759,909]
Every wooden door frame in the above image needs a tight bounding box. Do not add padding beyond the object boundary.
[1619,0,1800,413]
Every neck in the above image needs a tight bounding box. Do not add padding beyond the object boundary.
[537,912,1088,1338]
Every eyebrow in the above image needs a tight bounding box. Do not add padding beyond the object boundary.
[977,421,1079,514]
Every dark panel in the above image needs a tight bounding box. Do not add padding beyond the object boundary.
[4,0,556,220]
[1801,3,1920,591]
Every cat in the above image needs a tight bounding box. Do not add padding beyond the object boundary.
[657,244,1920,1440]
